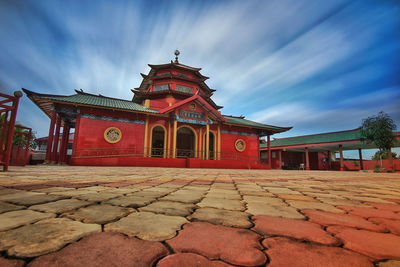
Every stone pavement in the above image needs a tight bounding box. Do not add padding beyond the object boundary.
[0,166,400,266]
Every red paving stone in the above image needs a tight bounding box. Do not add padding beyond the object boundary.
[262,237,373,267]
[368,218,400,235]
[366,202,400,212]
[157,253,234,267]
[0,257,24,267]
[29,232,169,267]
[302,209,387,232]
[334,228,400,260]
[252,215,340,245]
[338,206,400,220]
[167,222,266,266]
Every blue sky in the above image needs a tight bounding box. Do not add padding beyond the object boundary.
[0,0,399,159]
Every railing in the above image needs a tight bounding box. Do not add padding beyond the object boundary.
[72,146,260,164]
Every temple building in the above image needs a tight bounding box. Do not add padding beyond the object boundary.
[23,53,291,169]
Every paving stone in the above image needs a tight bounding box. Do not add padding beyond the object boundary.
[0,218,100,257]
[378,260,400,267]
[0,189,24,196]
[33,186,75,193]
[246,203,305,219]
[317,197,371,207]
[157,253,234,267]
[277,193,318,202]
[263,187,301,194]
[189,207,252,228]
[338,206,400,220]
[0,256,24,267]
[347,196,394,203]
[0,210,55,231]
[287,200,345,213]
[161,192,204,203]
[252,215,339,245]
[238,191,274,197]
[197,198,244,211]
[104,211,188,241]
[29,199,92,213]
[243,196,284,205]
[76,186,112,192]
[262,237,373,267]
[104,195,155,208]
[334,228,400,260]
[62,204,133,224]
[4,194,66,206]
[0,191,45,202]
[0,201,24,214]
[29,232,168,267]
[366,202,400,212]
[205,192,242,200]
[49,190,96,197]
[139,201,196,216]
[75,192,121,202]
[303,209,387,232]
[167,222,266,266]
[130,190,168,198]
[368,217,400,235]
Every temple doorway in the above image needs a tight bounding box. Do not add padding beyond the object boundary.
[151,126,165,157]
[203,132,216,160]
[176,126,195,158]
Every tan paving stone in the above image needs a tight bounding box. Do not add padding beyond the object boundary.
[49,190,96,197]
[238,191,274,197]
[4,194,66,206]
[104,211,188,241]
[189,207,252,228]
[62,204,133,224]
[0,210,55,231]
[0,191,45,202]
[346,196,395,204]
[243,196,284,205]
[246,203,305,219]
[129,190,168,198]
[0,189,24,196]
[29,199,92,213]
[32,186,75,193]
[198,197,245,211]
[277,193,318,202]
[0,201,24,214]
[161,191,204,203]
[317,197,371,207]
[75,192,121,202]
[104,195,155,208]
[287,200,345,213]
[0,218,100,257]
[205,192,242,200]
[263,187,302,195]
[139,200,196,216]
[378,260,400,267]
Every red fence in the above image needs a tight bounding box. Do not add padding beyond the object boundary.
[0,91,23,171]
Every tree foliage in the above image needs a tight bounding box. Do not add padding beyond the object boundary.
[372,150,398,160]
[361,111,397,152]
[0,114,37,150]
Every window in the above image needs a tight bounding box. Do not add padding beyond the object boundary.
[154,84,170,92]
[176,85,193,94]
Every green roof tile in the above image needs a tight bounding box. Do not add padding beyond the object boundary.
[260,129,362,148]
[39,93,158,113]
[224,116,290,133]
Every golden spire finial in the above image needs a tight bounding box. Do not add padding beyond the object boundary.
[174,49,180,63]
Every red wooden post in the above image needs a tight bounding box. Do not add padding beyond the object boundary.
[358,148,363,170]
[0,111,9,153]
[339,145,344,171]
[305,147,310,170]
[61,124,70,164]
[52,115,61,163]
[278,150,282,169]
[46,110,57,163]
[3,91,22,171]
[59,123,68,164]
[72,113,81,159]
[267,135,271,167]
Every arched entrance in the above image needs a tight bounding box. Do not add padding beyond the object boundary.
[203,132,216,160]
[151,125,166,157]
[176,126,196,158]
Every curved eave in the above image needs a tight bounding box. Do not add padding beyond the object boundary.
[224,123,292,135]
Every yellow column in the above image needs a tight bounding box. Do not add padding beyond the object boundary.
[206,124,210,160]
[172,119,177,158]
[166,121,171,158]
[199,128,202,159]
[143,116,149,157]
[217,125,221,160]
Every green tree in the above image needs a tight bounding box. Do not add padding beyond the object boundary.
[0,114,37,150]
[361,111,397,168]
[372,150,398,160]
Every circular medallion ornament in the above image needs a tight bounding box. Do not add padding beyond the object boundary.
[235,139,246,152]
[104,127,122,144]
[189,103,196,110]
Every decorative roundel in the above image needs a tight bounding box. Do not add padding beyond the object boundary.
[104,127,122,144]
[235,139,246,152]
[189,103,196,110]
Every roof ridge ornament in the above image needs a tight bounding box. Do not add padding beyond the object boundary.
[174,49,180,63]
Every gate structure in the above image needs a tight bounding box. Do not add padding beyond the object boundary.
[0,91,23,171]
[10,125,32,166]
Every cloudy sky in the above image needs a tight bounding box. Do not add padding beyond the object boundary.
[1,0,399,158]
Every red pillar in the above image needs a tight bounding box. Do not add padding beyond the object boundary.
[358,148,364,170]
[59,123,68,164]
[62,124,70,164]
[267,135,271,167]
[52,115,61,163]
[339,145,344,171]
[305,147,310,170]
[3,92,21,171]
[71,113,81,161]
[45,110,57,163]
[388,148,394,171]
[278,150,282,169]
[0,111,9,153]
